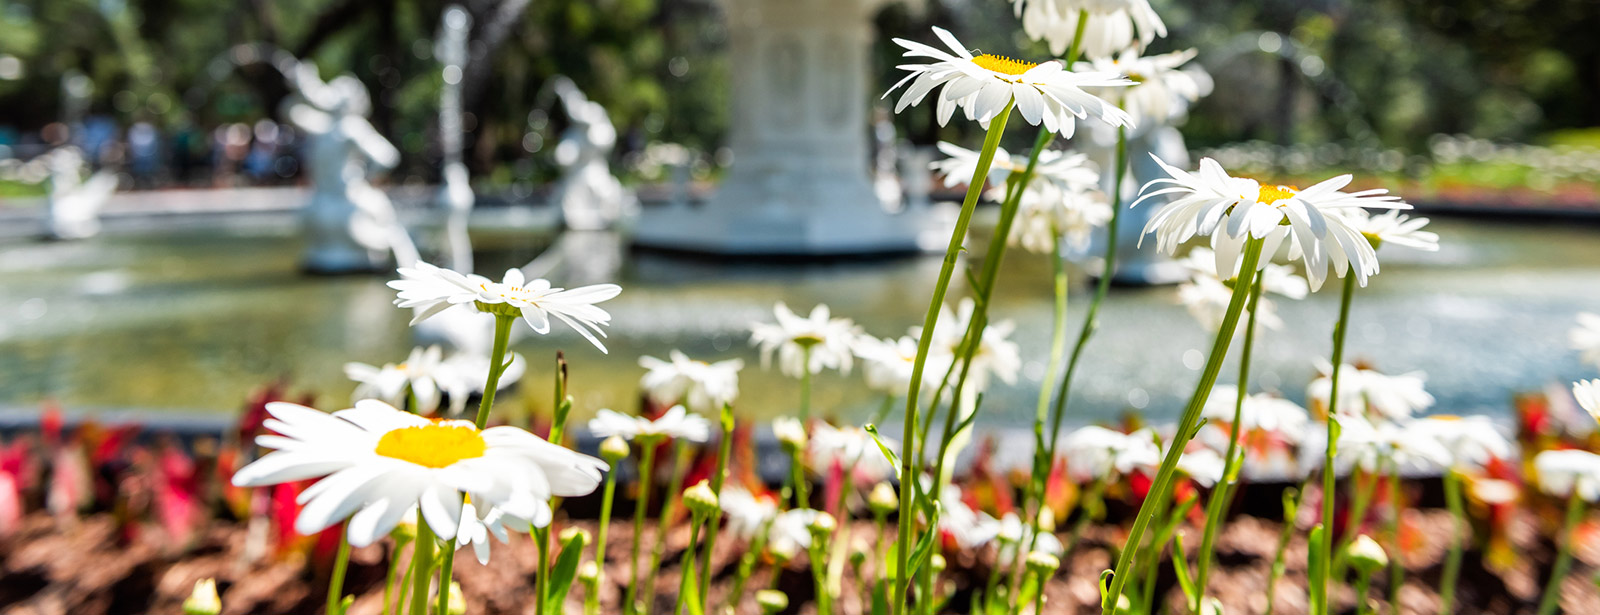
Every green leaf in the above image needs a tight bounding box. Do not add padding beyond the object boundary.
[871,580,890,615]
[1308,524,1327,615]
[1172,532,1198,604]
[680,560,704,615]
[863,424,901,468]
[545,530,589,611]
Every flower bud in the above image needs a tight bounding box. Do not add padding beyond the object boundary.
[773,418,807,451]
[182,578,221,615]
[1202,597,1225,615]
[578,560,600,586]
[445,581,466,615]
[685,480,720,518]
[930,553,947,574]
[868,482,899,516]
[1347,534,1388,575]
[600,435,631,462]
[390,508,419,543]
[849,545,868,569]
[1037,504,1057,533]
[560,526,592,548]
[756,589,790,614]
[808,511,837,538]
[1025,550,1060,577]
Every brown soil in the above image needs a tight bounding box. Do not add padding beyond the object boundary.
[1,508,1596,615]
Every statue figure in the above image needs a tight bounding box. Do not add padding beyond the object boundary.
[282,61,419,273]
[435,5,476,272]
[43,146,118,240]
[547,76,636,231]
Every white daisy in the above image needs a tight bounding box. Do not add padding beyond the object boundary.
[931,142,1102,194]
[1134,157,1412,291]
[771,417,807,449]
[389,261,622,353]
[1077,48,1204,125]
[749,302,863,378]
[1574,379,1600,426]
[439,351,528,398]
[884,27,1134,137]
[920,298,1022,394]
[1571,313,1600,372]
[231,400,607,544]
[995,511,1063,566]
[1534,449,1600,501]
[1011,172,1113,254]
[1307,361,1435,421]
[1200,386,1310,440]
[855,335,951,397]
[586,405,712,443]
[1175,247,1307,332]
[1060,425,1159,481]
[455,500,533,565]
[1330,417,1453,474]
[768,508,823,558]
[638,350,743,413]
[808,423,897,483]
[1411,415,1512,470]
[1351,209,1440,252]
[1013,0,1167,60]
[719,485,779,542]
[937,485,1002,550]
[1175,447,1225,487]
[344,346,468,416]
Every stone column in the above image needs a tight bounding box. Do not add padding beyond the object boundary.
[633,0,927,256]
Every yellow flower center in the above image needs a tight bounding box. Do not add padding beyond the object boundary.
[973,54,1038,76]
[1255,184,1299,205]
[374,422,488,469]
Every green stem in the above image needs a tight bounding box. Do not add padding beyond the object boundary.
[1192,276,1264,609]
[592,468,620,615]
[1354,574,1372,615]
[384,539,410,615]
[473,315,516,429]
[1315,273,1357,615]
[1264,484,1304,615]
[893,102,1014,615]
[1385,468,1403,610]
[1043,125,1128,495]
[699,405,735,601]
[1100,236,1264,614]
[826,470,857,597]
[1333,467,1381,580]
[438,546,456,615]
[646,443,693,605]
[724,524,770,614]
[811,535,834,615]
[625,438,661,615]
[674,517,705,615]
[790,444,810,510]
[395,540,417,615]
[535,526,550,615]
[1438,471,1465,615]
[1031,570,1049,615]
[1537,492,1586,615]
[410,524,436,615]
[328,535,352,615]
[799,345,814,423]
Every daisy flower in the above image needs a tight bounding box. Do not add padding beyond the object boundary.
[586,405,712,443]
[719,485,779,541]
[1307,361,1435,421]
[1010,171,1113,254]
[1534,449,1600,501]
[1327,417,1453,474]
[1410,415,1512,470]
[1351,209,1440,252]
[1574,379,1600,426]
[772,417,807,449]
[1175,248,1307,332]
[937,485,1002,550]
[931,142,1102,195]
[1013,0,1167,60]
[1174,447,1225,488]
[1077,48,1205,126]
[995,511,1063,566]
[455,500,532,564]
[1134,157,1412,291]
[855,335,951,397]
[1060,425,1159,481]
[884,27,1134,137]
[439,351,528,398]
[389,261,622,353]
[231,400,607,544]
[768,508,823,558]
[637,350,743,413]
[749,302,863,378]
[1199,386,1311,440]
[920,298,1022,394]
[1571,313,1600,372]
[808,423,897,483]
[344,345,468,416]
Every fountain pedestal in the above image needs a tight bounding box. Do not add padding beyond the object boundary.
[632,0,926,256]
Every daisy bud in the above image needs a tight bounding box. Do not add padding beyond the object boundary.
[445,581,466,615]
[560,526,592,548]
[1348,534,1388,575]
[773,417,807,451]
[182,578,221,615]
[849,545,868,569]
[930,553,947,574]
[1037,504,1057,533]
[578,560,600,586]
[684,480,720,518]
[808,511,837,539]
[390,508,419,543]
[1026,551,1060,577]
[1202,597,1226,615]
[600,435,630,463]
[868,483,899,516]
[756,589,790,614]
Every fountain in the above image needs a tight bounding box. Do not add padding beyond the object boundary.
[282,59,419,274]
[632,0,929,257]
[435,5,476,273]
[42,146,117,241]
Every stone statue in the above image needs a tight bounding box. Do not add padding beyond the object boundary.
[282,61,419,273]
[43,146,118,240]
[548,76,636,231]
